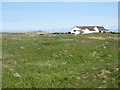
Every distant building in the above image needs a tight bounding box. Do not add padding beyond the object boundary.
[71,26,109,34]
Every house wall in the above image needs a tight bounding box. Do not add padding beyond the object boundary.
[83,29,91,34]
[94,27,100,32]
[71,27,81,34]
[101,31,104,33]
[85,27,99,33]
[75,31,80,34]
[81,28,99,34]
[101,30,109,33]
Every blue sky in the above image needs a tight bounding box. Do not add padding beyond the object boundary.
[2,2,118,32]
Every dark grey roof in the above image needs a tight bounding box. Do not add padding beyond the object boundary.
[96,26,109,31]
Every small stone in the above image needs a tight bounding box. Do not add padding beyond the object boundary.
[14,73,20,78]
[76,77,81,80]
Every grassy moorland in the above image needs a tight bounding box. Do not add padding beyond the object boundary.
[2,33,118,88]
[0,35,2,89]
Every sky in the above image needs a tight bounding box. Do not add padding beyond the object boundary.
[1,0,120,2]
[2,2,118,32]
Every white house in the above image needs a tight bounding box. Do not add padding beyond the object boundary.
[71,26,109,34]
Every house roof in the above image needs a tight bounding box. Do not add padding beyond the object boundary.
[75,26,108,31]
[76,26,96,31]
[97,27,109,31]
[79,30,84,32]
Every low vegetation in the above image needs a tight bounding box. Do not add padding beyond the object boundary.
[2,33,118,88]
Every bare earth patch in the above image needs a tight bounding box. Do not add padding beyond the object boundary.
[88,37,106,40]
[88,36,118,40]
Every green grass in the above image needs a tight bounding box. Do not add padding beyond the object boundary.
[0,35,2,89]
[2,33,118,88]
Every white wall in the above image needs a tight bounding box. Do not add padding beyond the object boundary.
[94,27,99,32]
[75,31,80,34]
[71,27,81,34]
[94,27,100,33]
[84,27,99,34]
[83,29,91,34]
